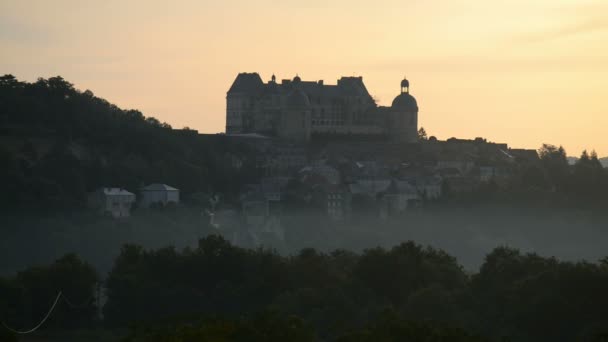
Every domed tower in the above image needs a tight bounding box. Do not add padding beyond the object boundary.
[279,88,311,142]
[388,78,419,143]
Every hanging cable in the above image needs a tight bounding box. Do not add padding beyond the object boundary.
[1,291,62,335]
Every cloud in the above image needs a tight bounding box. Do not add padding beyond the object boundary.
[518,17,608,43]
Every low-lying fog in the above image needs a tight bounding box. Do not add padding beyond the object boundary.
[2,206,607,276]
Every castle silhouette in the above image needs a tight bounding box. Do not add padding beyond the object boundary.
[226,73,418,142]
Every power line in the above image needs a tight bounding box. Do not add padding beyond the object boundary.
[1,291,63,335]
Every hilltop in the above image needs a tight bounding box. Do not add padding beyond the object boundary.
[0,75,260,212]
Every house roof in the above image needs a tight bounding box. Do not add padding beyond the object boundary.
[98,188,135,196]
[142,183,179,191]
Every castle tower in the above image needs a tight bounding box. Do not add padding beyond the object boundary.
[388,78,419,143]
[279,88,311,142]
[226,73,264,133]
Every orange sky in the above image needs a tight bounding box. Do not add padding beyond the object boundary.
[1,0,607,156]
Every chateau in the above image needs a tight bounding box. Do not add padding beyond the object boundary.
[226,73,419,142]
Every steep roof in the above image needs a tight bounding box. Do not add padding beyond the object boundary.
[142,184,179,191]
[228,73,375,102]
[337,76,371,97]
[228,73,264,94]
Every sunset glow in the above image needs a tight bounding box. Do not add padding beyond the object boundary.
[2,0,607,154]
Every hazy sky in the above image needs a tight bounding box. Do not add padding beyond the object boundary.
[2,0,607,155]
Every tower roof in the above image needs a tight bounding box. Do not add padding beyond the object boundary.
[392,93,418,111]
[228,73,264,94]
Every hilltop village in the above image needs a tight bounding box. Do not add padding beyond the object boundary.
[0,73,542,248]
[198,73,538,245]
[80,73,541,245]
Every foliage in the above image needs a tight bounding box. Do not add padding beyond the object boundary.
[0,74,261,212]
[3,237,608,340]
[336,310,489,342]
[418,127,428,141]
[123,312,315,342]
[0,254,99,333]
[102,236,608,341]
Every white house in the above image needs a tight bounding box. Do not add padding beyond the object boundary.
[383,180,420,215]
[87,188,136,218]
[140,184,180,208]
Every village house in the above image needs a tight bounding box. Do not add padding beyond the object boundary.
[381,180,420,216]
[87,187,136,218]
[140,183,180,208]
[411,176,443,200]
[325,184,352,220]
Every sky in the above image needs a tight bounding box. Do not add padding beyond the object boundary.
[1,0,607,156]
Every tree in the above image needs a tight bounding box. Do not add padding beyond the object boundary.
[418,127,428,141]
[0,254,99,333]
[538,144,569,190]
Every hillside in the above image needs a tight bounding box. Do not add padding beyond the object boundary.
[0,75,259,212]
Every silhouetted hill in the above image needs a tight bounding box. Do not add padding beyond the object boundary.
[0,75,260,211]
[601,157,608,168]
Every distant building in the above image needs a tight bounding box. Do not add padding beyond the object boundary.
[412,176,443,200]
[88,188,136,218]
[226,73,419,143]
[140,184,180,208]
[349,179,392,198]
[326,184,352,220]
[382,180,420,216]
[300,163,341,185]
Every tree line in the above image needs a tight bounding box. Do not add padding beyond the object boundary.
[2,236,608,341]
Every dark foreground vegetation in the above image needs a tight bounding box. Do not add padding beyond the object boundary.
[1,236,608,341]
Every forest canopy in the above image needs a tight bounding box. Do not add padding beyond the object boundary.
[2,236,608,341]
